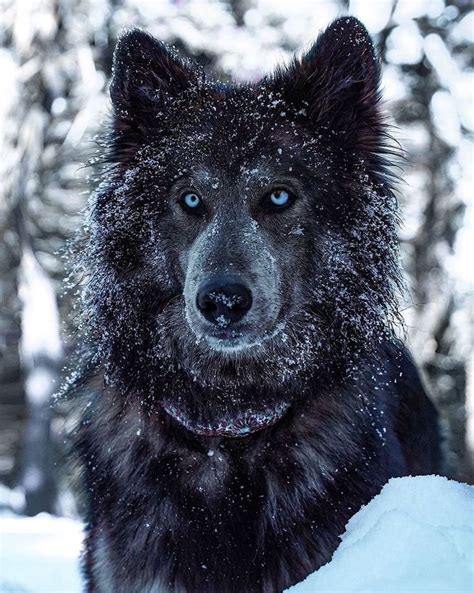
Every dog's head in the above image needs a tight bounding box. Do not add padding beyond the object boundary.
[84,18,401,437]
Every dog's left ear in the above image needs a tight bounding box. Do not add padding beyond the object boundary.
[277,17,382,153]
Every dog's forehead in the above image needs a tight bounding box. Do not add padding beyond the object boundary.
[212,87,294,141]
[179,84,286,136]
[190,161,274,193]
[167,86,306,178]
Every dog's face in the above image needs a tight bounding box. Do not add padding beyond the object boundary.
[148,96,322,363]
[85,18,400,436]
[157,107,310,354]
[179,151,303,357]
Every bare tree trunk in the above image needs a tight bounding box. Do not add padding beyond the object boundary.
[17,242,62,515]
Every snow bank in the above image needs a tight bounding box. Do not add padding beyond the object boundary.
[0,512,83,593]
[286,475,474,593]
[1,476,472,593]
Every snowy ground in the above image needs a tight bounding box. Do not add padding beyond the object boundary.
[287,476,474,593]
[0,513,83,593]
[0,476,472,593]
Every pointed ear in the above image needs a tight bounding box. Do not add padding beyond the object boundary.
[109,29,197,154]
[278,17,383,154]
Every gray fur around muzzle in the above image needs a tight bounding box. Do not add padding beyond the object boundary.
[183,215,281,352]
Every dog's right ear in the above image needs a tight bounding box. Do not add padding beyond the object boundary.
[109,29,196,152]
[273,18,383,161]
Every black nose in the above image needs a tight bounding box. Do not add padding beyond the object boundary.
[196,279,252,326]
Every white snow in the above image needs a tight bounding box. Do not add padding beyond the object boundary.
[0,512,83,593]
[430,90,461,147]
[1,476,472,593]
[392,0,445,24]
[348,0,393,34]
[286,476,474,593]
[386,22,424,65]
[19,248,62,371]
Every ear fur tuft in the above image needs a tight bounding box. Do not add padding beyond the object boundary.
[107,29,198,162]
[110,28,196,116]
[274,17,384,156]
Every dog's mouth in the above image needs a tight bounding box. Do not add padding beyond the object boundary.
[161,400,291,438]
[198,321,286,354]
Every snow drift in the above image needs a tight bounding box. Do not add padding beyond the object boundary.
[0,475,472,593]
[286,475,474,593]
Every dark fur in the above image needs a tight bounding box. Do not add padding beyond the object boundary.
[76,17,441,593]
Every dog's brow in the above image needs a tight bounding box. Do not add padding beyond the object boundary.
[240,163,272,187]
[188,165,273,192]
[173,169,214,190]
[190,169,212,184]
[242,164,266,179]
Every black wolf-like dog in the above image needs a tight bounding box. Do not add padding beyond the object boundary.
[76,17,441,593]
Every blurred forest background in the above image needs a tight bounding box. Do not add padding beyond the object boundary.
[0,0,473,517]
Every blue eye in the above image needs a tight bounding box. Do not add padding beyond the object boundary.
[181,192,202,212]
[264,189,296,212]
[270,190,290,207]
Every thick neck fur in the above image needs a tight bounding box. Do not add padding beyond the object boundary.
[79,354,406,593]
[73,19,442,593]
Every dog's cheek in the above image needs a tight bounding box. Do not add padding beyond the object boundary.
[274,224,313,314]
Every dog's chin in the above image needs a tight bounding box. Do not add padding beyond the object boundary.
[162,399,292,438]
[204,333,268,354]
[195,321,285,356]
